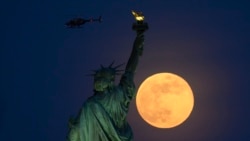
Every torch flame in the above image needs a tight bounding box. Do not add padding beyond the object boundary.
[132,10,144,21]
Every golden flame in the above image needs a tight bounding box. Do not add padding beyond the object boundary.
[132,10,144,21]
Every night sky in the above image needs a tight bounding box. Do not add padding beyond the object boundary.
[1,0,250,141]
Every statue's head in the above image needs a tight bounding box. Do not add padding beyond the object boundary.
[92,62,123,92]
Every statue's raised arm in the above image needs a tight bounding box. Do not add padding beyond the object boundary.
[119,10,149,104]
[124,10,149,74]
[124,32,144,73]
[120,10,148,86]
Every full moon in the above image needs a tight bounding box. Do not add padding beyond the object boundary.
[136,73,194,128]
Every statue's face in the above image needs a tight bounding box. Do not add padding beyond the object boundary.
[94,69,115,92]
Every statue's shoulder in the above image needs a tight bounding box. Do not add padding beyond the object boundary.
[82,96,96,106]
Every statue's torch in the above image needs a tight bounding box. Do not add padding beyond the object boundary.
[131,10,149,56]
[131,10,149,33]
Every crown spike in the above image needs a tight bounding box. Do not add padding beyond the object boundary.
[114,63,125,69]
[109,60,115,68]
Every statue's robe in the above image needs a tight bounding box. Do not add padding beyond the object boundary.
[68,72,136,141]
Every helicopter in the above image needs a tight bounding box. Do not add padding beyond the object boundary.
[65,16,102,28]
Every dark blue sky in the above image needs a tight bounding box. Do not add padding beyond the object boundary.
[1,0,250,141]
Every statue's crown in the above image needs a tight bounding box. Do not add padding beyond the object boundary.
[90,62,124,78]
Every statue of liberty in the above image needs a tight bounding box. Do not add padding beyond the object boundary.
[66,11,148,141]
